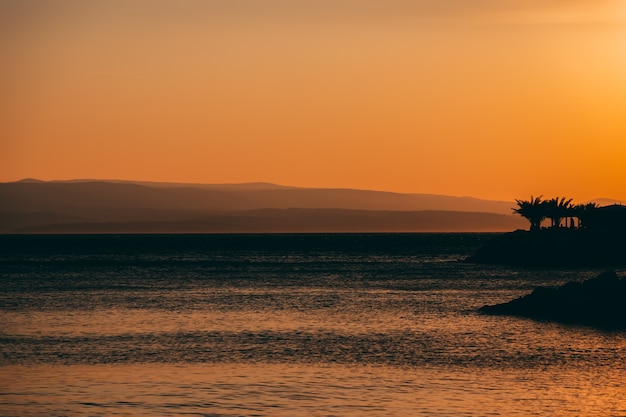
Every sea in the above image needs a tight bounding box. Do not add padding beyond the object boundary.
[1,233,625,416]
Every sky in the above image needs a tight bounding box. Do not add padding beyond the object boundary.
[2,0,626,202]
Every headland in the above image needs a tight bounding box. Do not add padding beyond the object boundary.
[467,229,626,267]
[467,197,626,267]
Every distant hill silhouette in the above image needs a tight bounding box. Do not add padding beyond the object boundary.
[4,208,527,233]
[587,197,624,207]
[1,179,527,233]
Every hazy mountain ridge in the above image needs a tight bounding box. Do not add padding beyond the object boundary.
[3,179,516,210]
[6,208,527,234]
[0,179,527,232]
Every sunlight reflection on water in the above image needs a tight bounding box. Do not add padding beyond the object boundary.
[2,363,626,417]
[2,234,626,416]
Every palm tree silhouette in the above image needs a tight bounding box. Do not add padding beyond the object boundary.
[513,196,546,231]
[545,197,573,229]
[514,196,602,231]
[573,202,598,229]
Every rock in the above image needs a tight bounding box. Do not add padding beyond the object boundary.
[479,271,626,329]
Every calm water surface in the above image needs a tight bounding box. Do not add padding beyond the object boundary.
[1,234,625,416]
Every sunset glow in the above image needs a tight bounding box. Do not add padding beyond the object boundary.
[2,0,625,201]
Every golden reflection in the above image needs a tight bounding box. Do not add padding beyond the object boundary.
[2,363,625,416]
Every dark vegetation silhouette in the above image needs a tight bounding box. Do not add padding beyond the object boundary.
[574,202,599,230]
[545,197,573,229]
[468,196,626,266]
[513,196,601,230]
[512,195,546,231]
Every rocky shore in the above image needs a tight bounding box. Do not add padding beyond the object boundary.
[480,271,626,329]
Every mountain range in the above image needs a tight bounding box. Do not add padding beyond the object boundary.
[0,179,540,233]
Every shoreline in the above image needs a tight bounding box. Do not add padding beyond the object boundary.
[480,271,626,329]
[466,229,626,267]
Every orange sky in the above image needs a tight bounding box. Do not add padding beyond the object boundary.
[2,0,626,202]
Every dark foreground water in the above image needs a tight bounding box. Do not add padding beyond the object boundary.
[1,233,625,416]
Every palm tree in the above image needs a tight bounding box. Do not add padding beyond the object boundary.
[545,197,573,229]
[513,195,546,231]
[573,202,598,229]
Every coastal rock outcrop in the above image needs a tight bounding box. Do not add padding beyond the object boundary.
[480,271,626,329]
